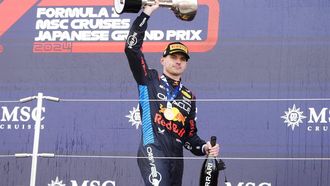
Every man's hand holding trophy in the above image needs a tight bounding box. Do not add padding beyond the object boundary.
[114,0,198,21]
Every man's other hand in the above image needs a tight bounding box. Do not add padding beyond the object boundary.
[204,141,220,157]
[143,0,160,16]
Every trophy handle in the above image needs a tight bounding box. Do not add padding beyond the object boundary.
[143,0,173,7]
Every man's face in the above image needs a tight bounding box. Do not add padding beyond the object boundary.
[161,53,188,78]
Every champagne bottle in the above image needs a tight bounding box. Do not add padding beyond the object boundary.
[199,136,219,186]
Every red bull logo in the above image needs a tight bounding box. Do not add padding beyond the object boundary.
[154,113,185,138]
[158,104,186,126]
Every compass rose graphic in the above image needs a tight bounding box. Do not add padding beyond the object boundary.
[126,104,141,129]
[281,104,306,130]
[48,177,65,186]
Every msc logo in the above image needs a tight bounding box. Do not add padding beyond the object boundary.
[225,182,271,186]
[48,177,65,186]
[0,106,45,130]
[281,104,329,132]
[281,104,306,130]
[48,177,116,186]
[125,104,141,129]
[1,106,45,122]
[71,180,115,186]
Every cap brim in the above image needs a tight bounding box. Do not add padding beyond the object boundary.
[168,51,190,60]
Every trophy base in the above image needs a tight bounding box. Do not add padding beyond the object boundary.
[114,0,142,14]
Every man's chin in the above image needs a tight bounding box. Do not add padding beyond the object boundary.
[172,69,184,74]
[172,72,183,76]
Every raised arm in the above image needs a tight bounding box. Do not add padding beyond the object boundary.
[124,1,159,85]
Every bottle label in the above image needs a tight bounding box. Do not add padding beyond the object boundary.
[205,162,213,185]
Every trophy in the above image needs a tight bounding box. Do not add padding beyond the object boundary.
[114,0,198,21]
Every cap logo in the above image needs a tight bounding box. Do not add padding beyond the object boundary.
[169,44,188,53]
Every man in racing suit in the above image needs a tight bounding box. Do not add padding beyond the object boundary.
[124,1,219,185]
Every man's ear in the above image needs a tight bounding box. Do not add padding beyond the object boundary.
[160,57,165,65]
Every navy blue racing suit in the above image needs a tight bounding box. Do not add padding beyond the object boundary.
[125,12,206,186]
